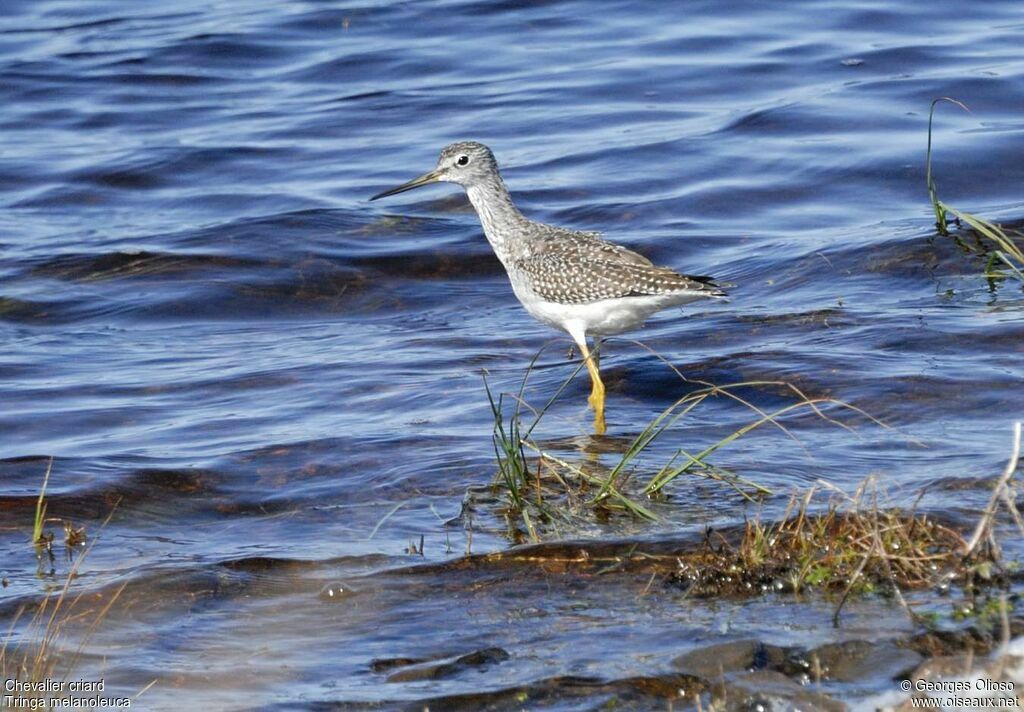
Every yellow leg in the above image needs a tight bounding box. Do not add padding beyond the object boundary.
[578,340,606,435]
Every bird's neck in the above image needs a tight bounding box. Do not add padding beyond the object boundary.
[466,176,525,262]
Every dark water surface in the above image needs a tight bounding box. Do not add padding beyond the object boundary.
[2,0,1023,709]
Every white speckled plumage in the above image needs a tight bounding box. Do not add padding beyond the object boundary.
[371,140,725,433]
[450,142,724,335]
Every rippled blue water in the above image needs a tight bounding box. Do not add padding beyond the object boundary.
[2,0,1023,708]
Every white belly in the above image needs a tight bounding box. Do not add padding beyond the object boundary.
[509,275,705,337]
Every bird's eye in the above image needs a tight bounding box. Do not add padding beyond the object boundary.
[456,155,470,166]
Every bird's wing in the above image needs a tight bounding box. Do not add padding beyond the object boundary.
[557,229,656,267]
[514,252,725,305]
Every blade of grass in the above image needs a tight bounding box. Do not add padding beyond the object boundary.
[33,458,53,545]
[645,399,834,494]
[926,97,970,235]
[925,98,1023,284]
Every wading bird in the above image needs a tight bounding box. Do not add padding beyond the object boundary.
[371,141,724,434]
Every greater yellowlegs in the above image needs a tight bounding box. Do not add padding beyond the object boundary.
[371,141,724,434]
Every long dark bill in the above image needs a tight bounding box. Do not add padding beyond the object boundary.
[369,169,443,201]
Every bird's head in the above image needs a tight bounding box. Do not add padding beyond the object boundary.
[370,141,498,200]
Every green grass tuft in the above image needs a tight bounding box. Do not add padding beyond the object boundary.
[4,503,133,708]
[32,459,53,547]
[926,97,1024,284]
[485,342,884,541]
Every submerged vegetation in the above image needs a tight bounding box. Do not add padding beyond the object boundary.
[0,568,128,705]
[927,97,1024,284]
[1,465,123,709]
[29,459,88,573]
[485,342,881,539]
[2,516,131,709]
[483,338,1023,626]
